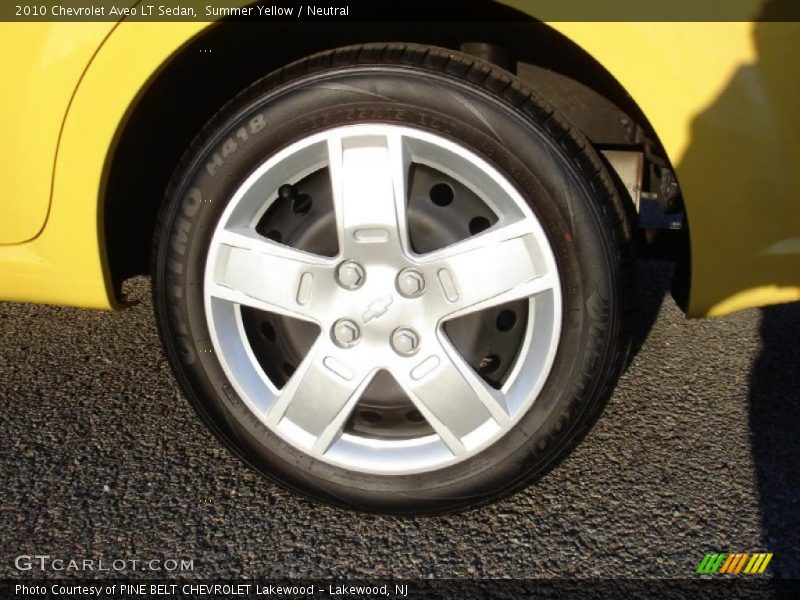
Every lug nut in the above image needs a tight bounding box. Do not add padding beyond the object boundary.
[390,327,420,357]
[331,318,360,348]
[396,268,426,298]
[336,260,365,290]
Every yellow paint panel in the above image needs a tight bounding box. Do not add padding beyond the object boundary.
[0,23,114,243]
[547,21,800,317]
[0,21,208,308]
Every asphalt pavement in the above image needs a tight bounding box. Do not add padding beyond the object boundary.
[1,262,798,579]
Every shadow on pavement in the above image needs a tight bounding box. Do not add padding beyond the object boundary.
[749,303,800,579]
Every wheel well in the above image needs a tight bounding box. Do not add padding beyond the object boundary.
[104,6,666,299]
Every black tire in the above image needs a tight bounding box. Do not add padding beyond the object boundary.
[152,43,633,514]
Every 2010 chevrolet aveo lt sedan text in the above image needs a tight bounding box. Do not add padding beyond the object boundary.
[1,2,798,513]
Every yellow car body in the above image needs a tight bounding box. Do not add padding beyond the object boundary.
[0,9,798,317]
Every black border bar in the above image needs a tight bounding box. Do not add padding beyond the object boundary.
[3,0,800,22]
[4,579,800,600]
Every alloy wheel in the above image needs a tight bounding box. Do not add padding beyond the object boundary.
[203,124,562,475]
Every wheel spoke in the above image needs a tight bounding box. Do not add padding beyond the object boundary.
[327,132,411,256]
[422,219,556,319]
[397,338,510,456]
[267,338,373,455]
[208,227,335,322]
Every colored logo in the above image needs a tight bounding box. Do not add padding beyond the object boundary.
[696,552,773,574]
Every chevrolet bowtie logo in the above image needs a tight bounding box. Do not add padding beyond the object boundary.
[362,295,394,323]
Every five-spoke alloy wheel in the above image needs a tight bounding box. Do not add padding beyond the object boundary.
[154,44,632,513]
[204,125,561,474]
